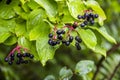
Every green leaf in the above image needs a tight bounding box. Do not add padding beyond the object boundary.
[44,75,55,80]
[27,9,46,31]
[84,0,106,26]
[75,60,94,75]
[67,0,86,19]
[0,0,19,19]
[18,37,39,61]
[34,0,58,18]
[27,0,40,10]
[78,29,97,50]
[89,27,116,44]
[59,67,73,79]
[20,0,30,5]
[0,32,11,43]
[36,36,59,66]
[4,35,17,45]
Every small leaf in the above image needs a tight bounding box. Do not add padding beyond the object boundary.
[34,0,58,18]
[59,67,73,79]
[44,75,55,80]
[4,35,17,45]
[78,29,97,50]
[0,32,11,43]
[67,0,86,19]
[89,27,116,44]
[20,0,30,5]
[84,0,106,26]
[75,60,94,75]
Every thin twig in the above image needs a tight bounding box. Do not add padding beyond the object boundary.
[108,62,120,80]
[92,43,120,80]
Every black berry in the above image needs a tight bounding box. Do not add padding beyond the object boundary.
[83,21,88,25]
[61,30,65,34]
[4,57,9,62]
[90,20,94,25]
[80,23,85,27]
[75,36,82,43]
[77,15,82,19]
[6,0,11,5]
[17,53,22,57]
[56,30,62,35]
[30,54,34,59]
[75,42,81,50]
[94,14,99,18]
[8,61,13,65]
[69,36,73,42]
[48,33,53,38]
[57,35,63,40]
[65,41,70,46]
[10,54,14,57]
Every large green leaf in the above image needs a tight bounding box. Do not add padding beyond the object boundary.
[34,0,58,18]
[36,37,59,66]
[89,27,116,44]
[67,0,86,19]
[78,29,97,50]
[0,32,11,43]
[4,35,17,45]
[75,60,94,75]
[59,67,73,79]
[18,37,39,61]
[84,0,106,26]
[0,0,19,19]
[27,9,46,31]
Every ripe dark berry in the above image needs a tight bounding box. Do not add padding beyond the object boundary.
[17,53,22,57]
[10,57,14,60]
[48,39,53,45]
[8,61,13,65]
[65,41,70,46]
[81,16,85,19]
[57,40,60,44]
[26,53,30,57]
[94,14,99,18]
[77,15,82,19]
[75,42,81,50]
[4,58,9,62]
[80,23,85,27]
[73,22,78,29]
[24,60,29,64]
[83,21,88,25]
[57,35,63,40]
[90,20,94,25]
[56,30,62,35]
[0,0,2,2]
[69,36,73,42]
[61,30,65,34]
[75,36,82,43]
[89,13,94,17]
[84,13,89,18]
[6,0,11,5]
[10,54,14,57]
[30,54,34,59]
[48,33,53,38]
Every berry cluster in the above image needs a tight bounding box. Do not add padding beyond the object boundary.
[48,28,82,50]
[77,12,99,27]
[6,0,11,5]
[4,46,34,65]
[48,10,99,50]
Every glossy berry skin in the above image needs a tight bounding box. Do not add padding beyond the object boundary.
[57,35,63,40]
[80,23,85,27]
[61,30,65,34]
[75,36,82,43]
[8,61,13,65]
[84,13,89,18]
[17,53,22,57]
[77,15,82,19]
[94,14,99,18]
[65,41,70,46]
[69,36,73,42]
[90,20,94,25]
[62,40,66,44]
[56,30,62,35]
[30,54,34,59]
[4,58,9,62]
[75,42,81,50]
[57,40,60,44]
[6,0,11,5]
[48,33,53,38]
[83,21,88,25]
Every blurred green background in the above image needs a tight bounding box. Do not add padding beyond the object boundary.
[0,0,120,80]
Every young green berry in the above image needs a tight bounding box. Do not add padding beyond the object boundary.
[48,33,53,38]
[75,36,82,43]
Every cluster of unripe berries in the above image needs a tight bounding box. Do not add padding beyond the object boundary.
[4,53,34,65]
[48,29,82,50]
[4,46,34,65]
[77,12,99,27]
